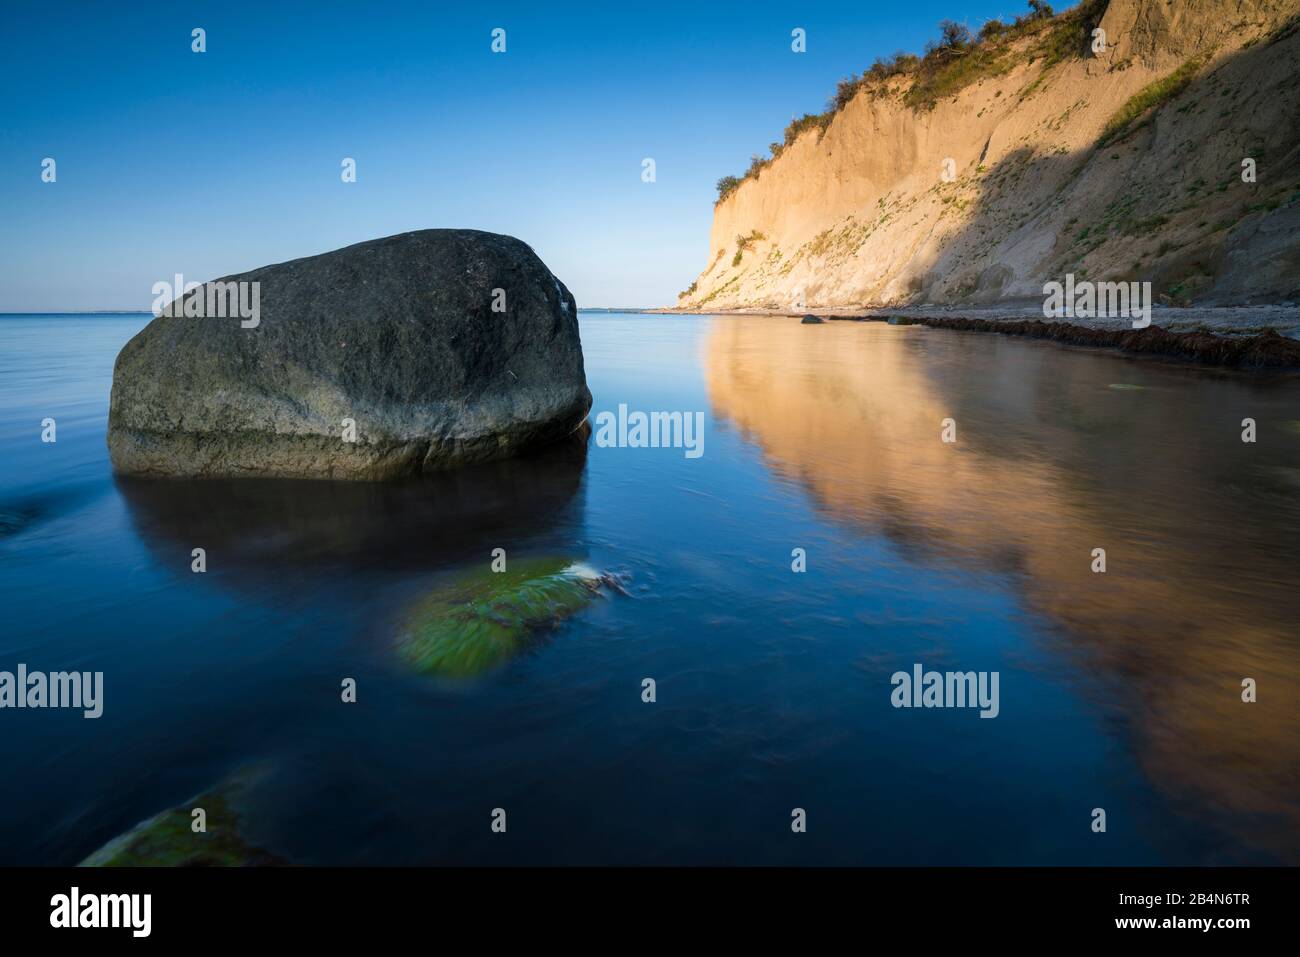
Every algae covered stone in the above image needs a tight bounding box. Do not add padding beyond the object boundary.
[80,772,282,867]
[397,558,614,677]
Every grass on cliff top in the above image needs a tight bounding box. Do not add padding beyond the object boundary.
[1098,56,1206,145]
[715,1,1105,203]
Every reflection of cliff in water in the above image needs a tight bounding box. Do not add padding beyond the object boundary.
[117,426,589,594]
[707,318,1300,860]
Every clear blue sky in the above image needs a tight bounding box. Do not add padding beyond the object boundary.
[1,0,1025,310]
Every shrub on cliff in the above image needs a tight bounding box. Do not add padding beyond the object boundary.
[716,175,742,203]
[1021,0,1054,23]
[938,20,974,52]
[979,19,1008,41]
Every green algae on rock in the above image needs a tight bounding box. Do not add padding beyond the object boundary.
[397,558,615,677]
[80,775,282,867]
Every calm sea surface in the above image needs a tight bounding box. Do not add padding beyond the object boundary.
[1,312,1298,865]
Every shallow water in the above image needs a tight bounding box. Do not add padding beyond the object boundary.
[1,312,1298,865]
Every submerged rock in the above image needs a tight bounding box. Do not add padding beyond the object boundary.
[80,771,282,867]
[396,558,616,677]
[108,229,592,480]
[800,314,824,324]
[0,488,96,540]
[0,506,35,539]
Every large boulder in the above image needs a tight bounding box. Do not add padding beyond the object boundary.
[108,229,592,479]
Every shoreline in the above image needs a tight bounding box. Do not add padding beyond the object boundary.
[651,305,1300,370]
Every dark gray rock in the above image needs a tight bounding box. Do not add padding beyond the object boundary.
[800,314,824,324]
[108,229,592,479]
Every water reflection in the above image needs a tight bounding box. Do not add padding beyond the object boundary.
[707,318,1300,859]
[117,425,590,590]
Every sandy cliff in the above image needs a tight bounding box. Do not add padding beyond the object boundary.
[678,0,1300,311]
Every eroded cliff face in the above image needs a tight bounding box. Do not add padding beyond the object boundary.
[679,0,1300,311]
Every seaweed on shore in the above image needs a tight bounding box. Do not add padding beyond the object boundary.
[816,314,1300,369]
